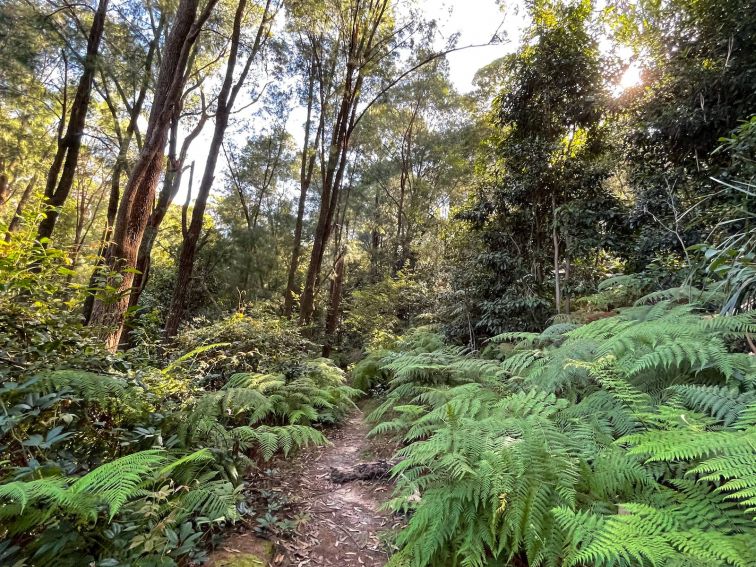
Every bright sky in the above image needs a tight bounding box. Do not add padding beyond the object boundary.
[175,0,524,204]
[422,0,525,91]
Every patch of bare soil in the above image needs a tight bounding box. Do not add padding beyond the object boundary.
[214,410,403,567]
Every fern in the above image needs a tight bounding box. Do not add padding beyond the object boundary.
[367,296,756,567]
[71,449,169,520]
[32,370,128,399]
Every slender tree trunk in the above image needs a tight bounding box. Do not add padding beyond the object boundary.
[370,187,380,281]
[4,174,37,240]
[284,48,321,317]
[100,15,162,251]
[164,0,274,337]
[88,0,218,350]
[299,0,390,325]
[564,234,571,315]
[552,193,561,314]
[394,170,406,274]
[0,174,10,212]
[82,12,167,324]
[322,251,345,357]
[36,0,108,243]
[299,73,359,324]
[128,107,207,314]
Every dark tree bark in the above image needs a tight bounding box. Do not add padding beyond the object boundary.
[99,12,164,249]
[127,102,208,314]
[164,0,276,337]
[299,0,390,325]
[82,19,163,324]
[88,0,218,350]
[36,0,109,243]
[0,174,10,212]
[284,45,322,317]
[393,100,420,275]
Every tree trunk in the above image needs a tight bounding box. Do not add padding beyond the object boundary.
[128,106,207,314]
[552,193,561,314]
[4,174,37,240]
[36,0,108,243]
[164,0,274,337]
[88,0,218,350]
[299,69,360,324]
[299,0,390,325]
[100,17,162,250]
[322,251,345,358]
[370,187,380,281]
[0,174,10,212]
[284,51,322,316]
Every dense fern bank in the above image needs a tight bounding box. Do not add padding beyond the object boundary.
[362,295,756,567]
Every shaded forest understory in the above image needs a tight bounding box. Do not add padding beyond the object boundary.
[1,0,756,565]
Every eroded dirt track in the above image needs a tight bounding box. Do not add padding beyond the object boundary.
[212,410,402,567]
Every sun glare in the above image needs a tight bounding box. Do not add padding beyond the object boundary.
[618,61,643,91]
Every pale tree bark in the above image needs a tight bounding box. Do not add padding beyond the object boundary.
[88,0,218,350]
[164,0,277,337]
[69,177,106,277]
[322,250,345,357]
[4,175,37,240]
[36,0,109,243]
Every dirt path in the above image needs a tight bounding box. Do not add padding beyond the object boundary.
[211,410,402,567]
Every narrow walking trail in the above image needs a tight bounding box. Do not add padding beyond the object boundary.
[211,410,402,567]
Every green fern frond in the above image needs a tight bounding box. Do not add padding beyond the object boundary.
[71,449,168,520]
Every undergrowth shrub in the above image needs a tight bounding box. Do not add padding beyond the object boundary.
[0,357,350,564]
[0,238,119,378]
[0,245,358,565]
[167,310,316,389]
[367,299,756,567]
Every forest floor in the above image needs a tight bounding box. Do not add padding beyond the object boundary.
[210,407,403,567]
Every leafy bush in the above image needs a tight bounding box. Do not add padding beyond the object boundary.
[344,273,432,351]
[0,356,351,564]
[168,310,316,388]
[368,299,756,567]
[0,237,118,378]
[351,349,393,392]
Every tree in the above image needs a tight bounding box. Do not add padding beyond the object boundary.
[36,0,109,243]
[297,0,393,325]
[95,4,165,249]
[283,33,323,317]
[88,0,219,350]
[164,0,279,337]
[614,0,756,270]
[450,0,623,337]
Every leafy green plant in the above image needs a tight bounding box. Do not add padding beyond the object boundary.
[168,311,317,388]
[369,298,756,567]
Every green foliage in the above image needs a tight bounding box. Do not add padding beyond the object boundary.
[344,273,431,351]
[351,349,393,392]
[0,264,356,564]
[168,310,317,388]
[369,297,756,567]
[0,238,117,379]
